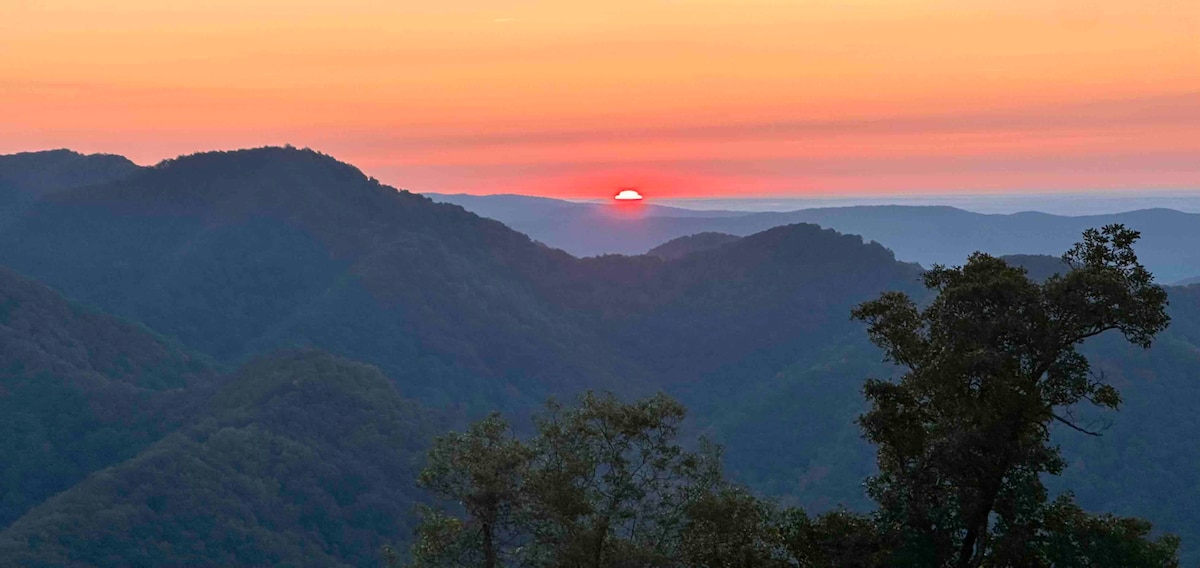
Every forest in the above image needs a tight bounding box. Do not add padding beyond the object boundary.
[0,148,1197,566]
[398,225,1178,567]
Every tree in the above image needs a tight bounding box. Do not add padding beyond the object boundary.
[404,392,735,568]
[679,487,789,568]
[781,509,890,568]
[524,392,724,567]
[1040,494,1180,567]
[851,225,1176,567]
[401,413,532,568]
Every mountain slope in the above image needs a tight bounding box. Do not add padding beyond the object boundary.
[0,350,438,568]
[0,267,216,528]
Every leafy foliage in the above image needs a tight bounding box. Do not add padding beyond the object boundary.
[851,225,1176,566]
[410,413,532,568]
[403,393,733,568]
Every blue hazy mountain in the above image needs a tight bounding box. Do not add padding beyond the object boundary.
[647,193,1200,216]
[428,193,1200,283]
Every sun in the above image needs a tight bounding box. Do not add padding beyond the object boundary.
[614,188,644,201]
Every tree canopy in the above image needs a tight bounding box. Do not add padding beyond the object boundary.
[397,392,736,568]
[851,224,1176,567]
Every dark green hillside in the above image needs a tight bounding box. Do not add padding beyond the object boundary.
[0,267,215,528]
[0,351,438,568]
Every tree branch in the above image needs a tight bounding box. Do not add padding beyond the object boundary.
[1052,413,1102,436]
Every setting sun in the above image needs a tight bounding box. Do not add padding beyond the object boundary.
[614,189,644,201]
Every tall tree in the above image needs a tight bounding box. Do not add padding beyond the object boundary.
[524,392,724,567]
[851,224,1176,567]
[679,487,789,568]
[400,413,532,568]
[403,392,732,568]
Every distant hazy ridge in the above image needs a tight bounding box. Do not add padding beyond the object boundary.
[429,193,1200,284]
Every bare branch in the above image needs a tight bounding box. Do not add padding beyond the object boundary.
[1052,413,1102,436]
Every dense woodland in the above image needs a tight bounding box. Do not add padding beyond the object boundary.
[0,148,1198,565]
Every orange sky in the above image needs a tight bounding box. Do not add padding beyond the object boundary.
[3,0,1198,198]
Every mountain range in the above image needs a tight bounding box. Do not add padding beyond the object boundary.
[428,192,1200,284]
[2,148,1199,565]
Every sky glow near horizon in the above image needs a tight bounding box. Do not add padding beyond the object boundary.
[2,1,1198,198]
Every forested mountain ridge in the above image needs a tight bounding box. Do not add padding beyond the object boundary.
[0,147,638,409]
